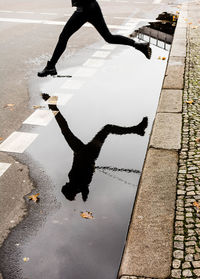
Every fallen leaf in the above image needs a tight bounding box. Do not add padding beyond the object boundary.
[80,211,94,219]
[23,257,30,262]
[186,100,194,104]
[162,57,166,60]
[192,25,199,29]
[4,104,15,110]
[194,201,200,212]
[0,137,3,141]
[28,193,40,203]
[195,138,200,143]
[48,96,58,105]
[33,105,45,109]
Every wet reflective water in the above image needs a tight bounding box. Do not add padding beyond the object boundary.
[0,38,169,278]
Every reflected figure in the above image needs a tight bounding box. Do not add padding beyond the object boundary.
[42,94,148,201]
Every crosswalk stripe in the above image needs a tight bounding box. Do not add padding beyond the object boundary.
[23,109,54,126]
[0,163,11,177]
[0,132,38,153]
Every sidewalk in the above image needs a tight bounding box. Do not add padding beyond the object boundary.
[119,1,200,278]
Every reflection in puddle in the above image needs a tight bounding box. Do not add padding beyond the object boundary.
[131,12,177,50]
[0,19,172,279]
[42,93,147,202]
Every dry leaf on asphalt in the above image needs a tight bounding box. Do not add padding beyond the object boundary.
[4,104,15,110]
[186,100,194,104]
[23,257,30,262]
[28,193,40,203]
[33,105,45,109]
[80,211,94,219]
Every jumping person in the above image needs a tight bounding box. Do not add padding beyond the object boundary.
[38,0,152,77]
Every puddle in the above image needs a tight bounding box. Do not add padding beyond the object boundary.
[0,15,173,279]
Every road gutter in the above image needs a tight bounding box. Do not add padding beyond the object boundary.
[119,4,188,279]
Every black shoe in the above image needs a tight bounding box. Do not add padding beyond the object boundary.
[135,117,148,136]
[38,61,57,77]
[134,42,152,59]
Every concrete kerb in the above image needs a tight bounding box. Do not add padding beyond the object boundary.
[118,4,188,279]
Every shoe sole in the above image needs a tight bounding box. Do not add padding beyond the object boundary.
[37,70,57,77]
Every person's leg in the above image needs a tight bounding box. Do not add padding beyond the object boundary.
[38,11,87,77]
[88,1,151,59]
[87,117,148,161]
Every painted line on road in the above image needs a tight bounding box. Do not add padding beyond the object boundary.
[61,79,86,90]
[23,109,54,126]
[40,12,57,15]
[153,0,162,4]
[92,50,110,58]
[0,132,38,153]
[0,17,134,30]
[101,44,117,50]
[83,58,105,68]
[0,163,11,177]
[74,67,98,77]
[16,11,35,14]
[48,94,73,106]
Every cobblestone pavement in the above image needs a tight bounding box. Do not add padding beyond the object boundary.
[170,2,200,279]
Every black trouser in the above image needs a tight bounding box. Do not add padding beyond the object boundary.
[50,0,135,65]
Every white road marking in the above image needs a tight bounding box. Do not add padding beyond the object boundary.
[101,44,117,50]
[92,50,110,58]
[48,94,73,106]
[0,10,13,13]
[61,79,86,90]
[0,17,66,25]
[0,17,135,30]
[16,11,34,14]
[40,12,57,15]
[74,67,98,77]
[0,132,38,153]
[0,163,11,177]
[83,58,105,68]
[23,109,55,126]
[153,0,161,4]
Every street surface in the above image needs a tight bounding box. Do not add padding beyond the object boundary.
[0,0,181,278]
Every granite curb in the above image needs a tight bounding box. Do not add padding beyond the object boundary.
[119,3,188,279]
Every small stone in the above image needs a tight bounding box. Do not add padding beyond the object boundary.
[174,242,184,249]
[182,262,191,269]
[175,235,184,241]
[194,269,200,276]
[173,259,181,268]
[183,269,192,277]
[192,261,200,268]
[185,254,194,261]
[171,269,181,278]
[178,190,186,195]
[185,241,196,246]
[174,250,184,259]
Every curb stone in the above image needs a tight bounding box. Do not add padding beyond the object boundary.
[119,3,188,279]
